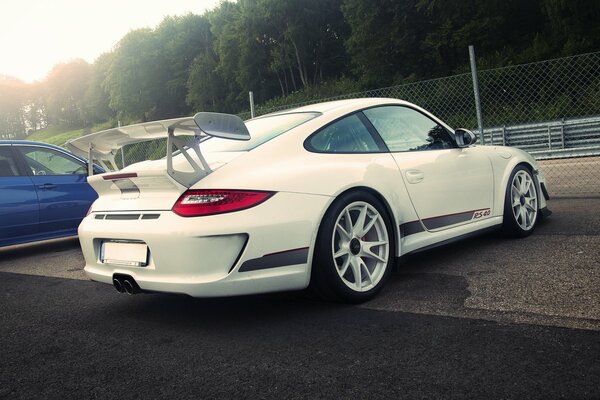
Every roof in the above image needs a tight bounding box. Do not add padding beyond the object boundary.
[0,140,69,151]
[262,97,409,116]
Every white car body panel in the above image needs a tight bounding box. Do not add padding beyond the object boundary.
[74,98,549,297]
[80,191,330,296]
[390,147,495,226]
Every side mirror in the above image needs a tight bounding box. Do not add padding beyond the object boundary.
[455,128,478,147]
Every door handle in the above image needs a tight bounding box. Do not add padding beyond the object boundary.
[38,183,57,190]
[405,169,424,184]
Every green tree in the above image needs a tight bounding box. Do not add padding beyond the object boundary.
[105,29,163,121]
[0,76,27,138]
[258,0,349,95]
[43,60,91,128]
[342,0,426,86]
[540,0,600,56]
[155,14,216,117]
[82,52,115,126]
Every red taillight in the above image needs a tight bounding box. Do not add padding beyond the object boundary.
[172,189,275,217]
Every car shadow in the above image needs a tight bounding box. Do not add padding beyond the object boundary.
[0,236,80,260]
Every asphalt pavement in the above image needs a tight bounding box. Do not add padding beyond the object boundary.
[0,197,599,399]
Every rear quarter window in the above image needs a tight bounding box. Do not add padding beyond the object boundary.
[305,113,382,153]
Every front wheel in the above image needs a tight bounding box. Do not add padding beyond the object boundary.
[501,165,539,237]
[310,191,395,303]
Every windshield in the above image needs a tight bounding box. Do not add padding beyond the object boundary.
[200,112,320,152]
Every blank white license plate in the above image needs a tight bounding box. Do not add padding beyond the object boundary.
[101,241,148,267]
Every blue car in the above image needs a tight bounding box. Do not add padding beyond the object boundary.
[0,140,102,247]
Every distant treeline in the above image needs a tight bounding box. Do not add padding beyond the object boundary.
[1,0,599,138]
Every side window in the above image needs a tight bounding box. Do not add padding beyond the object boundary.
[307,114,381,153]
[0,147,21,176]
[363,106,455,152]
[17,147,86,176]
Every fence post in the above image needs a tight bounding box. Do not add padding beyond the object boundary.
[249,91,255,118]
[469,45,485,144]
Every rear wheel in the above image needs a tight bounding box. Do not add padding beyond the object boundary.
[501,165,539,237]
[311,191,395,303]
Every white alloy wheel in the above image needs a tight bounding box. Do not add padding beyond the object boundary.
[331,201,390,292]
[511,169,538,231]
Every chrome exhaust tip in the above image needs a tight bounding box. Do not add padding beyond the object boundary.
[123,279,139,295]
[113,278,124,293]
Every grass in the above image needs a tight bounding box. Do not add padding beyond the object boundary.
[26,121,115,148]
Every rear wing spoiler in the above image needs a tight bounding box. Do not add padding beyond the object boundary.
[66,113,250,187]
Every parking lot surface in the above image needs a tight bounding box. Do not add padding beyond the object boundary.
[1,197,599,399]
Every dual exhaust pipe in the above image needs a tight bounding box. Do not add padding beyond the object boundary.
[113,275,141,295]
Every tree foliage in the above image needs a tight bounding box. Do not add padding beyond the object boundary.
[0,76,27,138]
[1,0,599,138]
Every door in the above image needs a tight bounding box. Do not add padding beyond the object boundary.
[15,145,97,234]
[362,106,494,230]
[0,146,39,245]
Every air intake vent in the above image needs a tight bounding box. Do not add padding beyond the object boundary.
[94,213,161,220]
[105,214,141,220]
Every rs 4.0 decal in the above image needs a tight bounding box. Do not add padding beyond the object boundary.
[472,209,491,219]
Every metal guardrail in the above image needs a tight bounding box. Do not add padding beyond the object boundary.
[482,116,600,160]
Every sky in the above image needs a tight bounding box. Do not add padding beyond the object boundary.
[0,0,222,83]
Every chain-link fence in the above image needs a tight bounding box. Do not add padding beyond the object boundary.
[120,51,600,196]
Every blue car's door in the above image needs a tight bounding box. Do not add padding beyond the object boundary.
[0,146,40,245]
[15,145,97,235]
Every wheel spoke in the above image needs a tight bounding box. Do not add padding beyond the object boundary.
[512,185,520,199]
[363,240,387,249]
[338,256,351,276]
[350,257,362,289]
[336,223,351,240]
[362,247,387,263]
[360,214,378,237]
[524,179,532,195]
[353,205,368,236]
[333,247,349,259]
[360,259,373,285]
[519,175,527,193]
[520,206,527,228]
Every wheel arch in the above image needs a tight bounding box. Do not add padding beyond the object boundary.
[500,161,541,237]
[308,185,399,302]
[499,160,537,211]
[319,185,400,259]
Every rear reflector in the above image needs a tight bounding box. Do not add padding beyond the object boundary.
[172,189,275,217]
[103,173,138,180]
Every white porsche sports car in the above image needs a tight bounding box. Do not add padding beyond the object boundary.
[70,98,550,303]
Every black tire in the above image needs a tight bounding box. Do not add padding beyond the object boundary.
[310,190,395,303]
[501,165,539,238]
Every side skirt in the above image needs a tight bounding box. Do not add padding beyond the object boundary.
[403,225,500,257]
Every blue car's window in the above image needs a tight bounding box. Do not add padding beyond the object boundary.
[307,114,381,153]
[17,147,86,176]
[363,106,455,152]
[0,147,20,176]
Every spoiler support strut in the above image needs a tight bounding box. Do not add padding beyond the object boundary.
[166,127,211,187]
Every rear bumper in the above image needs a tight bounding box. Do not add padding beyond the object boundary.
[78,191,331,297]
